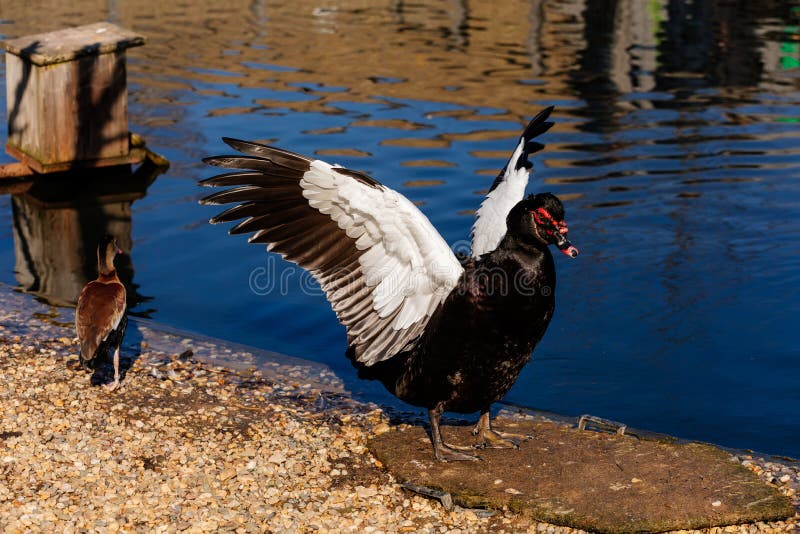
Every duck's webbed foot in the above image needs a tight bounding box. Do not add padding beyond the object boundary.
[429,405,481,462]
[434,441,481,462]
[475,429,520,449]
[471,410,528,449]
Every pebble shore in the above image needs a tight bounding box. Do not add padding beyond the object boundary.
[0,286,798,533]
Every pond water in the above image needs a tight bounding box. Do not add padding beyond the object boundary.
[0,0,798,457]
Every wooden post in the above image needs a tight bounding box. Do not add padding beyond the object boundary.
[2,22,146,173]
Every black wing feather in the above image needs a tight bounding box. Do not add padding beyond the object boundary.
[488,106,554,191]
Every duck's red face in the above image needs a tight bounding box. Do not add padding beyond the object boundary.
[531,205,579,258]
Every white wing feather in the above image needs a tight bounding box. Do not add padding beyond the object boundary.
[300,160,463,352]
[470,107,554,258]
[204,141,466,367]
[470,138,529,258]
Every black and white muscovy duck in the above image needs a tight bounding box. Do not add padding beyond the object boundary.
[75,235,128,391]
[200,106,578,461]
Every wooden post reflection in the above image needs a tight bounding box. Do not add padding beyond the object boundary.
[9,160,165,307]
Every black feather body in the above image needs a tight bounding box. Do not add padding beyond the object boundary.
[82,314,128,370]
[354,235,556,414]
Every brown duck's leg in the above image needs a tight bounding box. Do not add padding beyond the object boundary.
[471,409,526,449]
[104,346,121,391]
[428,404,480,462]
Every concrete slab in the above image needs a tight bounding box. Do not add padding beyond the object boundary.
[369,419,794,533]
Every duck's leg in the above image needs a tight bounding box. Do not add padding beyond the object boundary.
[428,404,480,462]
[471,409,525,449]
[104,346,121,391]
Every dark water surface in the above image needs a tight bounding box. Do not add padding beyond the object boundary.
[0,1,798,456]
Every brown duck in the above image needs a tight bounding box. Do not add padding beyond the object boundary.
[75,235,128,391]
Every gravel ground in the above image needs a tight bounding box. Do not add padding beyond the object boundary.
[0,285,797,533]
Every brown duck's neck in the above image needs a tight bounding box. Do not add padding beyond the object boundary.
[97,249,116,277]
[97,270,120,283]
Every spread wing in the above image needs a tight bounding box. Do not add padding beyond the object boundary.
[470,106,554,258]
[75,281,126,359]
[200,139,464,366]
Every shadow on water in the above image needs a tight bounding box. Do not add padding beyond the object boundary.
[9,160,164,308]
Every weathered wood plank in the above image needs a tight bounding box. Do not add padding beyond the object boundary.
[2,22,145,67]
[0,162,33,179]
[5,143,146,174]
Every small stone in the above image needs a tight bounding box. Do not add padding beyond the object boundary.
[267,453,285,464]
[355,486,377,499]
[373,423,391,435]
[712,500,722,507]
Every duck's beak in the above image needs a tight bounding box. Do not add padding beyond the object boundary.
[554,232,579,258]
